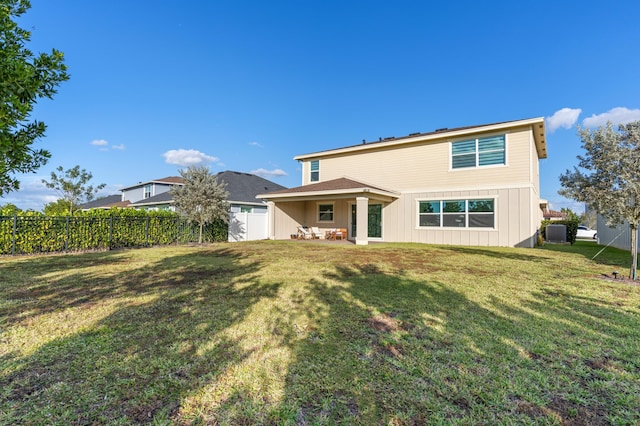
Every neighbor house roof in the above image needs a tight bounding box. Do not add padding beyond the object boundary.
[258,177,399,202]
[216,171,287,205]
[120,176,184,191]
[80,195,130,210]
[294,117,547,160]
[128,191,174,207]
[126,171,288,208]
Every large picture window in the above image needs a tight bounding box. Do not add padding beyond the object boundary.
[310,160,319,182]
[452,135,505,169]
[418,199,494,228]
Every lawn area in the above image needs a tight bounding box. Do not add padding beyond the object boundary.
[1,240,640,425]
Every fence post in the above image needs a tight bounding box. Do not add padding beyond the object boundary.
[12,215,17,256]
[65,216,70,252]
[109,215,113,250]
[145,216,150,246]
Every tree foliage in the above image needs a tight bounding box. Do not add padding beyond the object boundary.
[559,121,640,279]
[43,198,71,216]
[0,0,70,196]
[171,165,229,244]
[42,165,106,215]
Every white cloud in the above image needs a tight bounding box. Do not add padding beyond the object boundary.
[91,139,109,146]
[249,142,263,148]
[0,176,58,211]
[250,168,287,178]
[163,149,219,166]
[582,107,640,128]
[546,108,582,132]
[111,144,125,150]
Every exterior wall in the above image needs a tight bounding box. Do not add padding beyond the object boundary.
[122,183,173,203]
[301,127,536,192]
[272,202,306,239]
[384,187,537,247]
[596,214,634,251]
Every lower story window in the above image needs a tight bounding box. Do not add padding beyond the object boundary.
[418,199,494,228]
[318,203,334,222]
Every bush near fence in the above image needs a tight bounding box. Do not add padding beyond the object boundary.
[0,209,228,255]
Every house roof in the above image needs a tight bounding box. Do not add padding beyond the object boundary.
[120,176,184,191]
[294,117,547,160]
[258,177,399,202]
[129,191,174,207]
[127,171,287,207]
[80,195,130,210]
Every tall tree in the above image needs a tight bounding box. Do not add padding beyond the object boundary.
[559,121,640,279]
[0,0,69,196]
[42,165,106,215]
[171,165,229,244]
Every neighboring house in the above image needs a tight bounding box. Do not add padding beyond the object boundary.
[541,203,566,221]
[259,117,547,247]
[123,176,184,211]
[83,171,286,242]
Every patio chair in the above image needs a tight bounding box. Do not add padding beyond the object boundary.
[310,226,322,239]
[334,228,346,240]
[297,226,313,239]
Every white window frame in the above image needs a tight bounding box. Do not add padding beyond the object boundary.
[416,197,496,230]
[317,202,334,223]
[310,160,320,182]
[450,134,507,170]
[143,184,152,199]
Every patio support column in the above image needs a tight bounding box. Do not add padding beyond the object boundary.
[267,201,276,240]
[356,196,369,245]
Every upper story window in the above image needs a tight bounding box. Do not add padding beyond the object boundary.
[310,160,319,182]
[143,184,152,199]
[451,135,505,169]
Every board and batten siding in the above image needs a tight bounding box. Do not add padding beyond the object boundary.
[301,127,536,193]
[382,187,537,247]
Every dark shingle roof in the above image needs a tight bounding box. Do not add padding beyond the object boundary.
[81,195,128,209]
[129,191,174,206]
[216,171,287,204]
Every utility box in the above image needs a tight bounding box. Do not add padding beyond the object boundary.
[546,224,567,243]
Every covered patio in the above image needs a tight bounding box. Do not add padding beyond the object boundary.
[258,178,399,245]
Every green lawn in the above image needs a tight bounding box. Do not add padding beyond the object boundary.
[1,241,639,425]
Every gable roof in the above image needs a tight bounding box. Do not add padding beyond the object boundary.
[294,117,547,160]
[121,176,183,191]
[258,177,399,202]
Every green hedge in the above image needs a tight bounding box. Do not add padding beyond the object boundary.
[540,219,579,244]
[0,209,228,255]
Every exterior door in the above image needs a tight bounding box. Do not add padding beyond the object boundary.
[351,204,382,239]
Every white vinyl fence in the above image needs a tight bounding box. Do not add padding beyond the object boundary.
[228,212,269,242]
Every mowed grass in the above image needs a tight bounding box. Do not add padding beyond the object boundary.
[1,241,639,425]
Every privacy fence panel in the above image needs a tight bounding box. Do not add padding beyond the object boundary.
[0,215,227,255]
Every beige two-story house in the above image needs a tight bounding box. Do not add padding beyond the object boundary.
[258,117,547,247]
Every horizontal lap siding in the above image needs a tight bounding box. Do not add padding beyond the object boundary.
[314,128,533,192]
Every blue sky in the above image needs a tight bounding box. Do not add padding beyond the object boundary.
[4,0,640,212]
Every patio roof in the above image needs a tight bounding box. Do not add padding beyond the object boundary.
[257,177,400,202]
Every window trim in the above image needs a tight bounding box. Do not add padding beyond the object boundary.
[450,134,507,170]
[317,202,334,223]
[143,184,152,199]
[416,197,496,230]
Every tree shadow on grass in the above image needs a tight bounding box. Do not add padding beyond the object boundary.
[269,261,640,424]
[0,246,282,424]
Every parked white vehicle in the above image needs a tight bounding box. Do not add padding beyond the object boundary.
[576,225,597,239]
